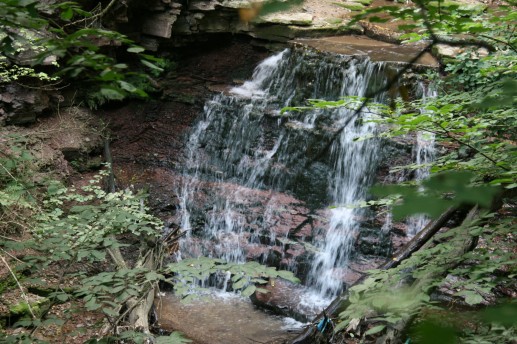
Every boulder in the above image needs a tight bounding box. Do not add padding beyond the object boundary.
[0,84,51,125]
[433,43,489,60]
[142,13,178,38]
[250,278,320,321]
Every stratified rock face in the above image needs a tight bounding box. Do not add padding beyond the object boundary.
[173,175,325,273]
[0,84,51,125]
[254,12,314,26]
[126,0,358,47]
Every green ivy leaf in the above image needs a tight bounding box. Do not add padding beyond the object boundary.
[140,59,163,72]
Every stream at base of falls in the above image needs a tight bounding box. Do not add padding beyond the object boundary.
[157,291,306,344]
[160,44,433,342]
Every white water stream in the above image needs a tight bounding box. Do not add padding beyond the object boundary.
[176,48,392,308]
[406,84,437,236]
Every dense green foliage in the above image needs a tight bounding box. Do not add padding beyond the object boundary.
[0,0,165,108]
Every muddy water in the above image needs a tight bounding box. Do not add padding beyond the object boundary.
[156,291,306,344]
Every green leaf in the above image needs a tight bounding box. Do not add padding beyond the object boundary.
[241,285,256,297]
[365,324,386,336]
[56,293,69,302]
[60,7,73,21]
[119,80,137,93]
[145,271,163,282]
[127,46,145,53]
[91,250,106,261]
[276,270,301,283]
[232,278,247,290]
[140,59,163,72]
[85,297,100,311]
[102,307,120,317]
[464,293,484,305]
[100,87,125,100]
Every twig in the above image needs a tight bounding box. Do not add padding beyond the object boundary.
[14,80,69,91]
[109,283,156,334]
[433,123,509,171]
[480,34,517,52]
[0,234,21,242]
[0,255,36,319]
[0,248,23,263]
[64,0,119,28]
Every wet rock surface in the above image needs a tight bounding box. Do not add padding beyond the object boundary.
[294,36,439,68]
[104,37,417,274]
[100,38,268,209]
[172,176,326,271]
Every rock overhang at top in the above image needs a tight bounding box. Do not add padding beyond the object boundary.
[293,36,440,68]
[137,0,466,67]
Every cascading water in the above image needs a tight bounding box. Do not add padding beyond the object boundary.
[177,47,391,306]
[307,107,380,298]
[406,83,437,236]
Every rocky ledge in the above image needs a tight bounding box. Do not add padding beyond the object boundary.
[132,0,364,48]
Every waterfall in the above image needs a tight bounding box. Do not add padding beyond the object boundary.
[307,107,380,297]
[177,47,390,301]
[406,83,437,236]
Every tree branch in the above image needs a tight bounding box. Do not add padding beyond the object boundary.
[0,255,36,319]
[64,0,119,28]
[308,41,435,165]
